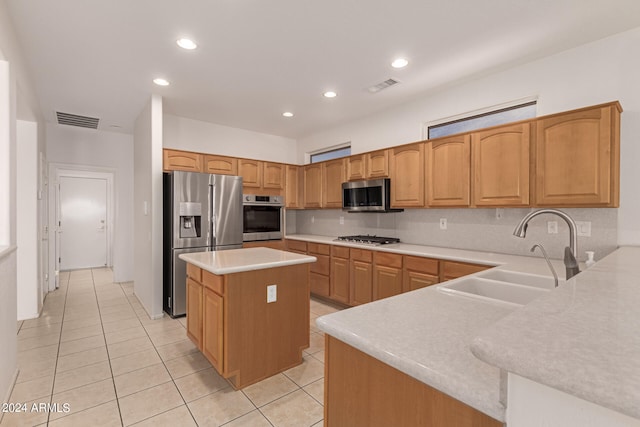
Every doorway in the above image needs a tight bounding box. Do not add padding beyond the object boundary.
[49,165,114,287]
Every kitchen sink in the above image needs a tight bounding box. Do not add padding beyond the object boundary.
[437,277,551,307]
[477,269,564,290]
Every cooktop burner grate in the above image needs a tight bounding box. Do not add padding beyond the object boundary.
[335,235,400,245]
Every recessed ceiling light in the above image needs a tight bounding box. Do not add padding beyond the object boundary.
[153,78,170,86]
[391,58,409,68]
[282,112,294,118]
[176,38,197,50]
[323,91,337,98]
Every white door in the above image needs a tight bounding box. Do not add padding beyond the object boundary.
[59,176,108,270]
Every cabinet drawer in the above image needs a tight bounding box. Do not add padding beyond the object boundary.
[310,254,330,275]
[308,242,331,256]
[374,252,403,268]
[187,263,202,282]
[202,270,224,295]
[332,246,350,259]
[310,272,330,297]
[403,256,439,275]
[441,261,490,281]
[286,239,307,253]
[350,248,373,263]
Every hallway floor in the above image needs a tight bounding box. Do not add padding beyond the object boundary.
[4,268,339,426]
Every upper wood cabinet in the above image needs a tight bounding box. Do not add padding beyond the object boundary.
[534,103,621,207]
[472,123,530,207]
[303,163,323,208]
[426,135,471,207]
[239,159,263,188]
[203,154,237,175]
[163,149,202,172]
[263,162,285,189]
[323,159,346,208]
[390,143,425,207]
[347,150,389,181]
[285,165,302,208]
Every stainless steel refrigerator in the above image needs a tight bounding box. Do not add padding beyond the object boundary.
[163,171,243,317]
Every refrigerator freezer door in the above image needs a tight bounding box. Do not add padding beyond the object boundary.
[210,175,243,248]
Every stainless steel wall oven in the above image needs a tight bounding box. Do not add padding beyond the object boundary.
[242,194,284,241]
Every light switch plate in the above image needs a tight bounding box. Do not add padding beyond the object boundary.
[439,218,447,230]
[576,221,591,237]
[267,284,277,303]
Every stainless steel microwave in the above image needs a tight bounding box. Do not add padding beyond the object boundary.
[342,178,402,213]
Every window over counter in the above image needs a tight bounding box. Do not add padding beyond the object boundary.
[426,99,537,139]
[310,144,351,163]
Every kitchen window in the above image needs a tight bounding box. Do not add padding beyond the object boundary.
[310,145,351,163]
[427,100,537,139]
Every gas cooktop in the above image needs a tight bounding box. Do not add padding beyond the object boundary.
[335,235,400,245]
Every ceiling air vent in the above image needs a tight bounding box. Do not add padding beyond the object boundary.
[367,78,400,94]
[56,111,100,129]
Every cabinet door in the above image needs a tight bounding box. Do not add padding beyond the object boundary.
[303,164,323,208]
[263,162,285,189]
[350,259,373,306]
[323,159,346,208]
[367,150,389,178]
[202,288,224,373]
[347,155,367,181]
[163,149,202,172]
[186,277,203,349]
[310,272,330,297]
[403,271,438,292]
[203,154,237,175]
[240,159,263,188]
[535,104,620,207]
[440,261,490,282]
[285,165,302,208]
[390,143,425,207]
[373,265,403,301]
[472,123,530,206]
[330,257,350,304]
[426,135,470,207]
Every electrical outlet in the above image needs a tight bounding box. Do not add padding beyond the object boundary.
[548,221,558,234]
[439,218,447,230]
[311,216,315,224]
[267,284,277,303]
[339,216,344,225]
[576,221,591,237]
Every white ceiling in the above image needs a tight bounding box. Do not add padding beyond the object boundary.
[6,0,640,139]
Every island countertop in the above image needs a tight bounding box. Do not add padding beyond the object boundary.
[179,247,316,275]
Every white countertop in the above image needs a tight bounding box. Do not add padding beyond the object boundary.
[472,246,640,421]
[179,247,316,275]
[288,234,638,421]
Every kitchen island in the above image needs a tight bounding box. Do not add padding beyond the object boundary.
[179,247,316,389]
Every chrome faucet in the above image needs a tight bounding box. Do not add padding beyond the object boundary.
[513,209,580,280]
[530,244,559,288]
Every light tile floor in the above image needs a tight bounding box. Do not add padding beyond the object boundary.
[3,268,341,427]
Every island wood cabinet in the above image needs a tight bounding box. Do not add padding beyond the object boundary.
[390,142,425,207]
[534,103,621,207]
[346,149,390,181]
[373,252,403,301]
[303,164,323,208]
[426,135,471,207]
[185,260,310,389]
[163,149,203,172]
[350,248,373,305]
[325,336,502,427]
[203,154,238,175]
[472,122,530,206]
[322,159,346,208]
[330,246,350,304]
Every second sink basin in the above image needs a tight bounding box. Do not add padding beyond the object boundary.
[477,269,564,290]
[438,276,551,307]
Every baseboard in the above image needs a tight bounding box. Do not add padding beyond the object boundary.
[17,311,40,322]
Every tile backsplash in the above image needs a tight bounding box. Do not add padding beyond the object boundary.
[286,208,618,262]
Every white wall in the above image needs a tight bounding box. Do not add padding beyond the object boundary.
[16,120,40,319]
[297,27,640,249]
[46,124,134,282]
[134,95,164,319]
[163,114,298,164]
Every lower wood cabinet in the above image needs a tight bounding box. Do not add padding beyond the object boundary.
[330,246,350,304]
[308,243,331,297]
[373,252,403,301]
[403,255,439,292]
[325,336,502,427]
[441,260,490,282]
[350,249,373,306]
[202,287,224,373]
[243,240,285,250]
